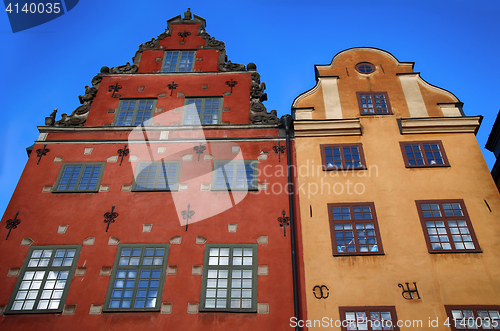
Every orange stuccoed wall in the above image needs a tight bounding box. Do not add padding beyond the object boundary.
[292,48,500,330]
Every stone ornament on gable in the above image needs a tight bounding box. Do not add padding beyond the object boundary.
[247,63,279,125]
[55,67,104,126]
[219,61,245,72]
[206,37,225,49]
[183,8,192,20]
[109,62,138,74]
[139,38,158,51]
[78,85,97,104]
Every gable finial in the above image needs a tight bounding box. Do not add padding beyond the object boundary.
[183,8,192,20]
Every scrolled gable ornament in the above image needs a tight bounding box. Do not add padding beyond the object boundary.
[109,62,138,74]
[219,61,245,72]
[206,37,225,49]
[139,38,158,51]
[78,85,98,104]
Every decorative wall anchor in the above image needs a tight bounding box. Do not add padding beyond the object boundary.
[313,285,329,299]
[398,282,421,300]
[182,204,195,231]
[193,143,206,161]
[117,144,130,166]
[178,30,191,42]
[278,210,290,236]
[167,81,178,96]
[104,206,118,232]
[272,141,286,162]
[225,79,238,93]
[5,211,20,240]
[36,144,50,165]
[108,83,122,97]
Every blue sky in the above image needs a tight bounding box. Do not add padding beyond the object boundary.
[0,0,499,216]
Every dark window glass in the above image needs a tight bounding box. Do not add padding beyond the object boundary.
[357,92,392,114]
[400,141,449,167]
[114,99,155,126]
[53,163,105,193]
[355,62,375,74]
[321,144,366,170]
[104,245,169,312]
[162,51,195,72]
[328,203,384,255]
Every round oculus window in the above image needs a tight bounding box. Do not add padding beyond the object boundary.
[356,63,375,74]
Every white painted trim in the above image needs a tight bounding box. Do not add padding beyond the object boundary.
[35,138,287,145]
[38,124,279,133]
[320,77,342,119]
[316,47,413,71]
[399,74,428,117]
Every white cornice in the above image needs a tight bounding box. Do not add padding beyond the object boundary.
[38,124,279,133]
[100,71,252,77]
[294,119,362,137]
[400,116,482,135]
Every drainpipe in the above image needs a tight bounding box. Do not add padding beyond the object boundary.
[281,114,301,330]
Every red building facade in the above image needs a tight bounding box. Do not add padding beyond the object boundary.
[0,10,304,330]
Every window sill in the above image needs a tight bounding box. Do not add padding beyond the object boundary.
[405,164,450,168]
[323,167,367,171]
[359,113,393,116]
[3,309,63,315]
[131,189,178,192]
[428,249,482,254]
[51,190,99,193]
[211,188,258,191]
[102,308,161,313]
[199,308,257,313]
[333,252,385,257]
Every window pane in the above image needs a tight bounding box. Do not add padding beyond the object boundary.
[56,164,103,192]
[213,161,256,190]
[115,99,155,126]
[203,246,255,311]
[106,245,168,311]
[184,97,221,125]
[418,201,478,253]
[135,162,180,190]
[323,144,364,170]
[330,203,381,255]
[8,246,79,313]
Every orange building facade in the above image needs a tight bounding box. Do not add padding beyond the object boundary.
[292,48,500,330]
[0,11,305,330]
